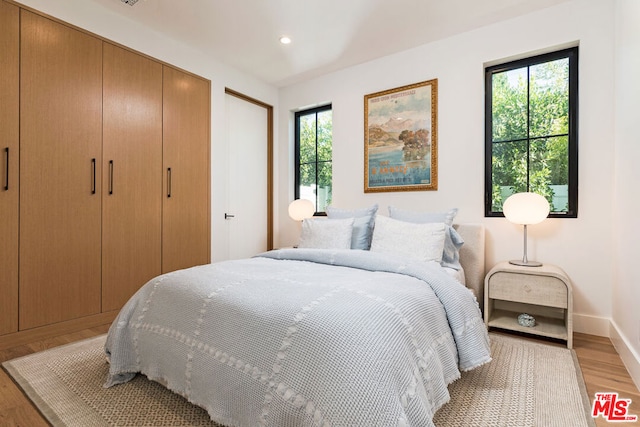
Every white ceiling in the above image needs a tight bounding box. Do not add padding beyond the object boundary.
[92,0,572,87]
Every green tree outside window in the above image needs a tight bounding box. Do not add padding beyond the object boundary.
[485,47,578,218]
[295,105,332,213]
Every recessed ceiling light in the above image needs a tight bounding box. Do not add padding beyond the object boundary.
[279,36,292,45]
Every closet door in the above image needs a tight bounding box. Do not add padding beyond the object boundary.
[162,66,211,273]
[19,11,103,330]
[102,43,163,312]
[0,1,19,335]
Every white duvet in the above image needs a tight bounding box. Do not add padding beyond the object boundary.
[105,249,491,427]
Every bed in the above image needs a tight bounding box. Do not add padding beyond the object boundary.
[104,210,491,427]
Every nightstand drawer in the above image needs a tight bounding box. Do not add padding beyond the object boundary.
[489,272,567,308]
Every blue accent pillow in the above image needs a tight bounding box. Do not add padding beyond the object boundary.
[388,206,464,270]
[326,204,378,250]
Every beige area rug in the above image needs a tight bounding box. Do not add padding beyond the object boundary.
[3,333,595,427]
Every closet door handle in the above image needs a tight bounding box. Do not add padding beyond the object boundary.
[109,160,114,195]
[3,147,8,191]
[167,167,172,198]
[91,158,96,194]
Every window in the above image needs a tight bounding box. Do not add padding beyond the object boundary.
[295,105,332,214]
[485,47,578,218]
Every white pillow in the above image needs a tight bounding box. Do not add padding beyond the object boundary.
[298,218,354,249]
[370,215,446,263]
[388,206,458,226]
[388,206,464,270]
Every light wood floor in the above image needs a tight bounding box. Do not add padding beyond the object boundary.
[0,326,638,426]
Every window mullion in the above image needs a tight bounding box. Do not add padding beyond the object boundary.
[314,112,319,212]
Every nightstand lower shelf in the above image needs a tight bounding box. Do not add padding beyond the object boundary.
[487,309,568,341]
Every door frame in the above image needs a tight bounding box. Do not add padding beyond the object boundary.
[224,88,274,250]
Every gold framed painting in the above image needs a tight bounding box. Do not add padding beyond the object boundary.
[364,79,438,192]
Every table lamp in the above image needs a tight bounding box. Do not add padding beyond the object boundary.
[288,199,314,221]
[503,192,550,267]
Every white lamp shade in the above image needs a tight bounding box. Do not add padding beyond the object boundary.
[503,192,550,225]
[288,199,314,221]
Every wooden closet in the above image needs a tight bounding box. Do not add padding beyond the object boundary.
[20,10,104,330]
[162,67,211,274]
[102,43,163,312]
[0,1,19,336]
[0,4,210,342]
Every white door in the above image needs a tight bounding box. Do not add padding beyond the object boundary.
[224,91,269,259]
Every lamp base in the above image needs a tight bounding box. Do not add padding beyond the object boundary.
[509,259,543,267]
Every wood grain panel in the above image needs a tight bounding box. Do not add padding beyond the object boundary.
[0,1,19,336]
[19,11,103,329]
[162,66,211,273]
[102,43,162,311]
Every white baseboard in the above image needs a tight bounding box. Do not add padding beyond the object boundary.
[610,321,640,392]
[572,314,640,391]
[573,313,611,337]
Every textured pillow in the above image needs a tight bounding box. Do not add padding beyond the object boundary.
[370,215,446,263]
[388,206,464,270]
[298,218,354,249]
[326,204,378,250]
[388,206,458,226]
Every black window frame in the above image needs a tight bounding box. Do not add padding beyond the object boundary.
[484,47,579,218]
[294,104,332,215]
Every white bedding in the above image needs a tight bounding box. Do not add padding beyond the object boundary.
[443,266,465,286]
[105,249,490,427]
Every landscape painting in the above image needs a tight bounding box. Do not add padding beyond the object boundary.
[364,79,438,192]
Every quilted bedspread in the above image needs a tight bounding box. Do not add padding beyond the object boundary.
[105,249,491,427]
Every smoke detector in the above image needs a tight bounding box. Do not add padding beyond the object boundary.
[121,0,139,5]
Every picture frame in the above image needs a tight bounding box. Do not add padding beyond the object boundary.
[364,79,438,192]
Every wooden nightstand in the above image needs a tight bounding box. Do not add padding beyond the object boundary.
[484,261,573,348]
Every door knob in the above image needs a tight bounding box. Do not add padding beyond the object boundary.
[224,213,235,219]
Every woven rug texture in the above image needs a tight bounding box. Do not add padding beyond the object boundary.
[2,333,594,427]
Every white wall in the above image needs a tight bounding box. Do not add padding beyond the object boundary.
[612,0,640,389]
[277,0,617,337]
[13,0,280,263]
